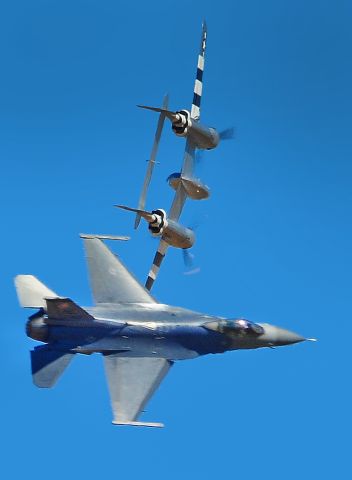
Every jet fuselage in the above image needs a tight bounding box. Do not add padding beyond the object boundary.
[26,303,305,361]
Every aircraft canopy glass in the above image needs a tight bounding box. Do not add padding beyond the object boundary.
[205,319,264,336]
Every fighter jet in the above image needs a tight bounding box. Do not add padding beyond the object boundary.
[15,238,313,428]
[118,22,223,290]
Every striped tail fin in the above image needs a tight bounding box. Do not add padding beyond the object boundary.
[191,21,207,120]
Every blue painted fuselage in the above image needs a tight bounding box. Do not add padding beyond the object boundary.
[44,303,231,360]
[28,302,305,360]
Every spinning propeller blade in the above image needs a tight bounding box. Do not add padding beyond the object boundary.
[219,127,235,140]
[183,250,201,276]
[115,205,155,223]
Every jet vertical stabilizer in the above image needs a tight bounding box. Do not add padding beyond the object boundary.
[15,275,58,309]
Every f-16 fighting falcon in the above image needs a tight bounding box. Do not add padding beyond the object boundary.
[117,22,232,291]
[15,238,313,428]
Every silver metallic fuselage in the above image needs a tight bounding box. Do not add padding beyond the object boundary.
[28,303,305,361]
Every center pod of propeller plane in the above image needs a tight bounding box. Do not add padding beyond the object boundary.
[167,173,210,200]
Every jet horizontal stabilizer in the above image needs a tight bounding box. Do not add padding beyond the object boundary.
[31,346,75,388]
[15,275,58,309]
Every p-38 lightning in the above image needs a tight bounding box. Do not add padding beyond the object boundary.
[15,237,312,428]
[117,22,232,290]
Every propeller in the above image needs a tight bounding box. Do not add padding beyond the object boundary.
[195,127,235,165]
[182,249,201,275]
[219,127,235,140]
[137,104,178,122]
[182,249,194,269]
[115,205,156,223]
[181,217,205,275]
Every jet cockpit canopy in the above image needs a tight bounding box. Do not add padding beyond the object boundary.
[204,318,264,336]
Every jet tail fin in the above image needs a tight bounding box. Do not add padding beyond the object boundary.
[31,346,75,388]
[15,275,58,309]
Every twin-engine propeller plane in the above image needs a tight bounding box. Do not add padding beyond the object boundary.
[117,22,231,290]
[15,237,313,428]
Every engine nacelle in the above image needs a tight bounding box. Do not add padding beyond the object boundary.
[162,219,195,249]
[147,208,195,249]
[171,109,219,150]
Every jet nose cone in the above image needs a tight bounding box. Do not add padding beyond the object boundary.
[259,324,306,347]
[275,327,306,346]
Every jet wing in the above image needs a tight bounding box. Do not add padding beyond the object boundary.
[84,238,156,304]
[103,355,173,427]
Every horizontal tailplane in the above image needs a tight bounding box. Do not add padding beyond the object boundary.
[31,346,75,388]
[15,275,58,309]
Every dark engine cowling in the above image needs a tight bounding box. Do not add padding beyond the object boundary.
[171,109,220,150]
[172,110,191,136]
[148,209,168,236]
[26,308,49,342]
[148,209,195,249]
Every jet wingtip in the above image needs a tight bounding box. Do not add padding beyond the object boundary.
[112,420,164,428]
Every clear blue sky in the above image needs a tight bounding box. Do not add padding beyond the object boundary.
[1,1,351,478]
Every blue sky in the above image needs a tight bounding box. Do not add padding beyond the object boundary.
[1,0,351,478]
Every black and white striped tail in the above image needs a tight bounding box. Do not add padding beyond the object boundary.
[191,21,207,120]
[145,240,169,291]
